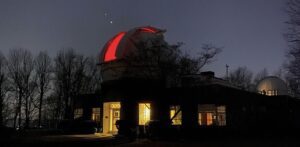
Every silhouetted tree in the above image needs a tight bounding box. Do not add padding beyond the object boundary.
[228,66,253,90]
[253,68,269,86]
[54,48,91,120]
[81,56,101,93]
[34,51,52,127]
[179,44,222,75]
[7,48,35,128]
[0,51,8,126]
[122,34,221,86]
[273,67,287,80]
[286,0,300,97]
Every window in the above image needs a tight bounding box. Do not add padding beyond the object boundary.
[170,105,182,125]
[139,103,151,125]
[198,104,226,126]
[266,90,278,96]
[217,106,226,126]
[198,113,202,125]
[206,113,213,125]
[74,108,83,119]
[92,108,101,122]
[267,90,272,96]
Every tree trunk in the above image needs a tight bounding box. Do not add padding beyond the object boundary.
[38,88,44,127]
[13,110,18,129]
[25,96,29,128]
[0,94,3,126]
[18,90,22,128]
[64,97,69,119]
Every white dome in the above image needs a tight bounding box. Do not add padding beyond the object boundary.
[257,76,288,96]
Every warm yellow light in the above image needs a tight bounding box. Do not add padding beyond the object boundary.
[170,106,182,125]
[139,103,151,125]
[198,113,202,125]
[207,113,213,125]
[145,107,150,120]
[92,108,100,122]
[103,102,121,134]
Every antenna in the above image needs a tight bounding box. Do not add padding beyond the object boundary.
[226,64,229,80]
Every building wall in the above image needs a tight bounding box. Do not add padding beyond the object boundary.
[76,81,300,135]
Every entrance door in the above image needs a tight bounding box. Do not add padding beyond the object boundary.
[110,108,120,132]
[103,102,121,134]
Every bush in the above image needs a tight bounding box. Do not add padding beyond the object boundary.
[145,120,175,139]
[115,120,136,138]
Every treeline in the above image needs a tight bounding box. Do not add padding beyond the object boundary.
[226,66,288,92]
[0,48,101,129]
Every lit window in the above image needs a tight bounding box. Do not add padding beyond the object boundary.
[207,113,213,125]
[217,106,226,126]
[74,108,83,119]
[267,90,273,96]
[92,108,101,122]
[198,104,226,126]
[139,103,151,125]
[170,105,182,125]
[110,103,121,109]
[198,113,202,125]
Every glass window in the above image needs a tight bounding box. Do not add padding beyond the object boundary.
[170,105,182,125]
[198,113,202,125]
[207,113,213,125]
[198,104,226,126]
[139,103,151,125]
[74,108,83,119]
[217,106,226,126]
[92,108,101,122]
[267,90,273,96]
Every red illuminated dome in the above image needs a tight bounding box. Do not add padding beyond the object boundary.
[99,26,163,63]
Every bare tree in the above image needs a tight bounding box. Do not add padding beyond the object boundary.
[81,56,101,93]
[273,67,287,80]
[123,37,181,81]
[253,68,269,86]
[179,44,222,75]
[228,66,253,90]
[7,48,35,128]
[285,0,300,97]
[54,48,89,120]
[122,34,221,86]
[34,51,52,127]
[0,51,8,126]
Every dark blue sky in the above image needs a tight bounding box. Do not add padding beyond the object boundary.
[0,0,288,77]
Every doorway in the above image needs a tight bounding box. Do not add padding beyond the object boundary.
[103,102,121,134]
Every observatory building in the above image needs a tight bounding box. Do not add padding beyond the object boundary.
[257,76,288,96]
[74,26,300,136]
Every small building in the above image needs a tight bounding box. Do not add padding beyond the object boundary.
[257,76,289,96]
[74,26,300,136]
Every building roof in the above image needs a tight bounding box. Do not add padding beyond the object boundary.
[99,26,163,63]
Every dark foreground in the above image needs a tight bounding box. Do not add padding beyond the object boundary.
[1,134,300,147]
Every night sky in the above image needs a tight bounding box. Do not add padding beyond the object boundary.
[0,0,288,77]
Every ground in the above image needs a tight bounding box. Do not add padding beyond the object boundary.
[2,133,300,147]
